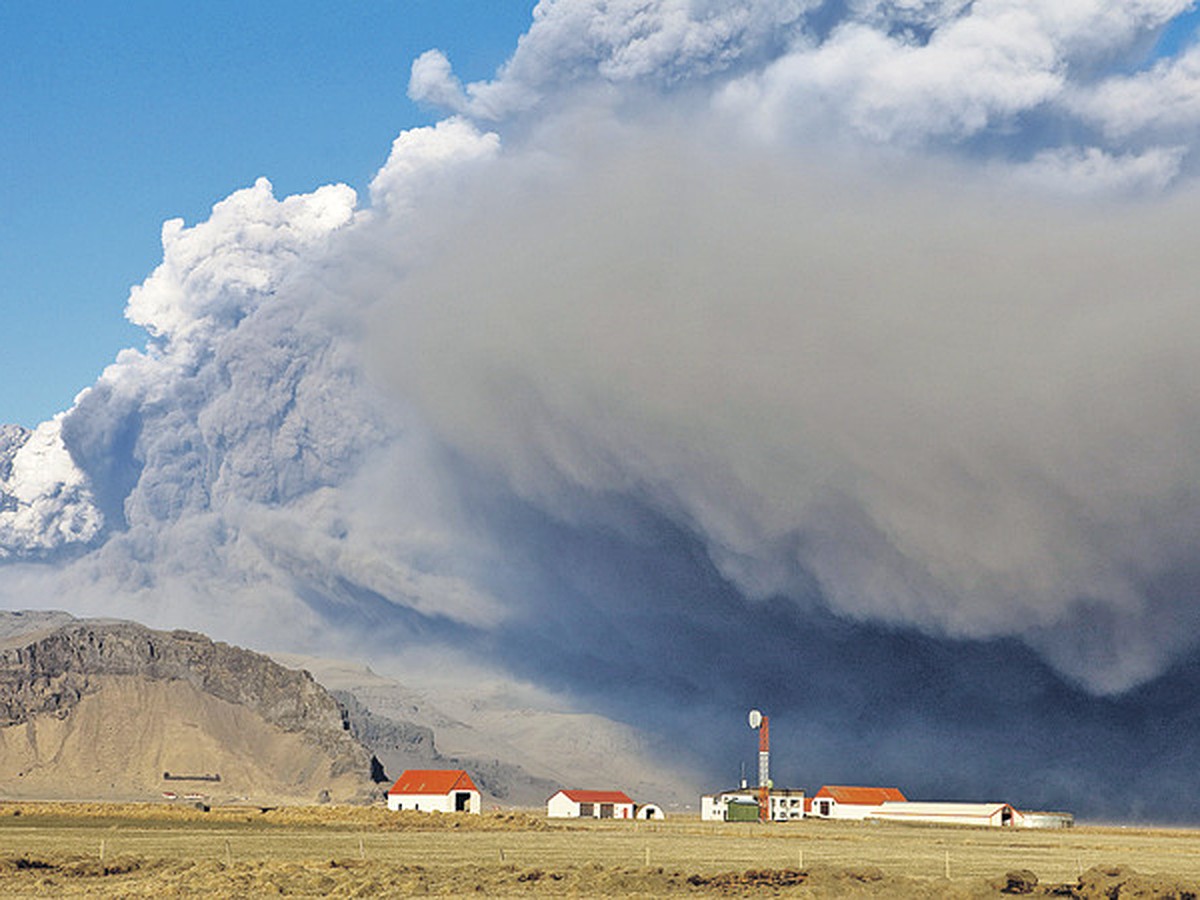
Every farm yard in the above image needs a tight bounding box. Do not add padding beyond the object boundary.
[0,805,1198,896]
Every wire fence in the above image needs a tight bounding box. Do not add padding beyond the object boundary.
[2,817,1200,885]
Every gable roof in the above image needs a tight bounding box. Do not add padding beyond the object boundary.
[814,785,906,805]
[388,769,478,796]
[553,789,633,804]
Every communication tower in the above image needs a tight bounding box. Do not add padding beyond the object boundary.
[748,708,770,822]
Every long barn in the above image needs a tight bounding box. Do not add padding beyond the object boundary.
[868,801,1020,827]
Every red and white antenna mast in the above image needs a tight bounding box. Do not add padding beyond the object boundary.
[748,709,770,822]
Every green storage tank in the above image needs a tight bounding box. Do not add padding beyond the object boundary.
[726,800,760,822]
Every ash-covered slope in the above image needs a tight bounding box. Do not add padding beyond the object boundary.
[331,689,560,808]
[275,653,701,810]
[0,611,385,804]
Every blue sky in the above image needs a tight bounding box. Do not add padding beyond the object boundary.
[1155,4,1200,55]
[1,1,533,428]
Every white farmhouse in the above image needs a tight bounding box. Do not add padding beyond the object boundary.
[386,769,481,814]
[700,787,806,821]
[547,789,634,819]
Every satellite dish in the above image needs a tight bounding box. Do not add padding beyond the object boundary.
[748,709,762,729]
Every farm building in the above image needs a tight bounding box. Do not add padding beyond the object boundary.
[807,785,907,820]
[386,769,481,814]
[867,801,1021,827]
[700,788,806,822]
[547,789,634,819]
[635,803,664,820]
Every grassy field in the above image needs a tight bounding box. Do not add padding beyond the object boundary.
[0,803,1197,896]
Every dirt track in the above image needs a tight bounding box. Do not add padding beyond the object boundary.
[0,804,1198,897]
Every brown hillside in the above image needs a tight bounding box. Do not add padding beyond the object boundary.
[0,614,383,805]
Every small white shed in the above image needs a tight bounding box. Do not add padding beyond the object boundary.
[547,789,634,819]
[387,769,481,814]
[1018,810,1074,829]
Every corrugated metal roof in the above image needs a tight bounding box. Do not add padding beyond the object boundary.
[555,789,634,804]
[388,769,478,795]
[814,785,907,805]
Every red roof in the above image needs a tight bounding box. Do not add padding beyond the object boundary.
[388,769,479,796]
[814,785,906,805]
[555,789,633,804]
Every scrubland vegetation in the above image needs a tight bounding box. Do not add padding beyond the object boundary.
[0,803,1197,896]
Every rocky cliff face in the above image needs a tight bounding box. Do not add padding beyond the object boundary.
[0,611,385,803]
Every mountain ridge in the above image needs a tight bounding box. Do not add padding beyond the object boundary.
[0,611,384,804]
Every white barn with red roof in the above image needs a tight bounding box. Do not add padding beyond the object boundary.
[387,769,481,814]
[808,785,907,820]
[547,789,634,819]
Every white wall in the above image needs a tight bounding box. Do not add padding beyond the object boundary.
[700,794,727,821]
[547,792,580,818]
[1019,811,1073,829]
[809,797,884,820]
[388,790,480,814]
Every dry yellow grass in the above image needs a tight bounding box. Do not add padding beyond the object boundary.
[0,803,1197,896]
[0,801,548,831]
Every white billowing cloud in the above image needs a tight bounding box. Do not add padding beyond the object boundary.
[368,117,500,215]
[408,1,1197,195]
[719,0,1190,145]
[1010,144,1187,193]
[0,417,103,557]
[410,0,816,120]
[721,19,1062,143]
[127,177,357,355]
[408,49,469,114]
[1069,42,1200,138]
[2,162,507,645]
